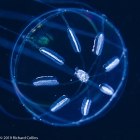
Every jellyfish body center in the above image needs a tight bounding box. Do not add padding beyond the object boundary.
[75,68,89,83]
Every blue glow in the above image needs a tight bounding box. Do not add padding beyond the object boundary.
[0,2,128,127]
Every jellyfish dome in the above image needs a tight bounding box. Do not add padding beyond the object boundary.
[10,7,128,126]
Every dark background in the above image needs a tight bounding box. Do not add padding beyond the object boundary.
[0,0,140,139]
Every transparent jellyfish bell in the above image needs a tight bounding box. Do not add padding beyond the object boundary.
[9,4,128,126]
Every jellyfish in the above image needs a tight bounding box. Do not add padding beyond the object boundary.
[0,0,128,126]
